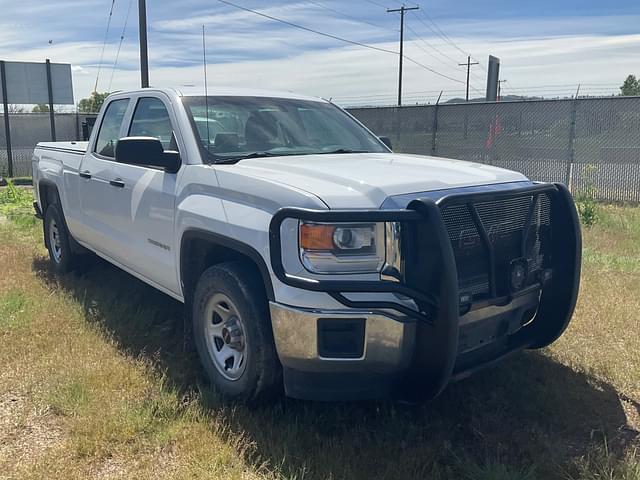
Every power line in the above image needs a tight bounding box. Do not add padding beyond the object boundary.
[306,0,396,32]
[406,38,462,77]
[416,7,468,57]
[405,22,482,92]
[389,50,464,84]
[361,0,392,9]
[218,0,399,55]
[337,83,621,105]
[406,19,485,93]
[340,87,461,96]
[469,83,484,96]
[404,24,460,68]
[94,0,116,93]
[412,4,488,73]
[504,84,617,91]
[217,0,464,85]
[317,1,461,74]
[335,88,476,106]
[404,28,479,91]
[108,0,133,92]
[337,88,466,99]
[470,69,486,84]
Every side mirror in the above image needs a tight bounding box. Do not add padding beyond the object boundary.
[115,137,181,173]
[379,136,393,150]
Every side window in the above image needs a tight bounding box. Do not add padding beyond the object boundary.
[94,99,130,158]
[128,97,175,150]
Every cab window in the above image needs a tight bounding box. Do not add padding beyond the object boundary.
[94,98,130,158]
[128,97,176,150]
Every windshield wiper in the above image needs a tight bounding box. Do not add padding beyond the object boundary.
[320,148,369,154]
[212,151,281,164]
[210,149,370,164]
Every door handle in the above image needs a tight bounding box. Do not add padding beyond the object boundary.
[109,178,125,188]
[79,171,91,179]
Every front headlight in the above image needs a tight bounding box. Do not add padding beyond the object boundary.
[299,221,386,274]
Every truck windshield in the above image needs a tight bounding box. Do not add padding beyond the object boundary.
[182,96,388,163]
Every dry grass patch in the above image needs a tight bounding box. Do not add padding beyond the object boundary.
[0,393,64,475]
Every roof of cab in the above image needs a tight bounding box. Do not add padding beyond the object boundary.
[109,86,328,103]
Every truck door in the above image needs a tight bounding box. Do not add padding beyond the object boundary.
[106,95,181,296]
[78,97,131,257]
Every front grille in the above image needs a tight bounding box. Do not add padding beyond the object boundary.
[440,192,552,300]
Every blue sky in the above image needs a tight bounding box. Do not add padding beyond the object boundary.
[2,0,640,106]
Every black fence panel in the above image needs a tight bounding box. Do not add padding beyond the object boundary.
[572,97,640,202]
[2,100,640,204]
[0,113,97,178]
[349,97,640,203]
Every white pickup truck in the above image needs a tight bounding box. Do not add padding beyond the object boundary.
[32,87,581,402]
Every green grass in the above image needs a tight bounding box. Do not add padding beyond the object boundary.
[0,190,638,479]
[0,289,30,330]
[0,180,37,231]
[1,176,33,186]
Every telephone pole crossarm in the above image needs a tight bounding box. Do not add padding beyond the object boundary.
[387,5,419,106]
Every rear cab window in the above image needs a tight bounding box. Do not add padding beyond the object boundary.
[94,98,130,158]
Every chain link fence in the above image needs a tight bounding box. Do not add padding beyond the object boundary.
[349,96,640,203]
[3,99,640,203]
[0,113,97,178]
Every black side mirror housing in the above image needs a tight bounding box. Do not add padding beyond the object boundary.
[115,137,181,173]
[379,136,393,150]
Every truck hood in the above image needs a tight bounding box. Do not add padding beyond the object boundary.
[231,152,529,208]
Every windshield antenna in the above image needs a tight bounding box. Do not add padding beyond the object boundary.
[202,25,211,150]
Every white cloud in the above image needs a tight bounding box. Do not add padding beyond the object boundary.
[88,31,640,105]
[2,3,638,105]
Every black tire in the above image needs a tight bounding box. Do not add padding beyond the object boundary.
[44,204,76,274]
[192,261,281,402]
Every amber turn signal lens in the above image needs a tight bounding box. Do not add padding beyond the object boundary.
[299,223,336,250]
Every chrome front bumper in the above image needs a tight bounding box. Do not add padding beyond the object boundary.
[269,291,543,401]
[269,302,415,374]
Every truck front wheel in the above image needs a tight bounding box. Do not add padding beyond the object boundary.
[44,204,77,274]
[192,262,281,402]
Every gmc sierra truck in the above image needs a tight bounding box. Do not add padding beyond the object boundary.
[32,88,581,402]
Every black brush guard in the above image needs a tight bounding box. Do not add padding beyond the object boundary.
[268,183,581,400]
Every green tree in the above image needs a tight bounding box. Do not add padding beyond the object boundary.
[32,104,51,113]
[620,75,640,96]
[77,91,109,113]
[7,104,24,113]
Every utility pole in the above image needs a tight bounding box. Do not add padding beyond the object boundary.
[498,79,507,100]
[387,4,419,106]
[458,55,479,102]
[138,0,149,88]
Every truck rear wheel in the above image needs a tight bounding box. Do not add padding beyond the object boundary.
[44,204,77,274]
[192,261,281,402]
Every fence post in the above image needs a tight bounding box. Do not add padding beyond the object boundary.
[75,111,80,140]
[394,107,401,149]
[565,86,580,189]
[45,59,56,141]
[430,97,441,156]
[566,96,578,189]
[0,60,13,178]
